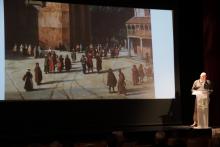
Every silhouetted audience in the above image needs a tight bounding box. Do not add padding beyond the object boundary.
[153,130,168,147]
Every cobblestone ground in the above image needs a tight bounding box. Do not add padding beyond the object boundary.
[5,50,154,100]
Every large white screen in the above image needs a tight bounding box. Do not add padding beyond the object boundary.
[0,0,5,100]
[151,10,175,98]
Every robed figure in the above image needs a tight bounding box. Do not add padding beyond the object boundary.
[132,65,139,85]
[138,64,145,83]
[80,55,87,74]
[58,55,64,72]
[34,63,42,85]
[96,54,102,73]
[87,52,93,73]
[118,69,126,95]
[44,55,49,74]
[65,55,71,71]
[107,68,117,93]
[23,69,33,91]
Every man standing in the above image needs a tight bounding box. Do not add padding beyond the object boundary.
[191,72,213,127]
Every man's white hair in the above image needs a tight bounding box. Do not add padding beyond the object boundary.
[200,72,206,77]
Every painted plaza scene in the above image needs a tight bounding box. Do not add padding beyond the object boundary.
[5,1,154,100]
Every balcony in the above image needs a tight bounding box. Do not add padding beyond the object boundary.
[127,30,151,39]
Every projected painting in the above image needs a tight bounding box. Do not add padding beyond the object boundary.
[4,1,156,100]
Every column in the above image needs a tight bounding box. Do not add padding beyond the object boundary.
[127,37,131,57]
[140,38,143,59]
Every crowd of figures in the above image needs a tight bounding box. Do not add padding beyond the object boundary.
[19,43,152,94]
[107,68,126,95]
[12,43,44,58]
[106,63,152,95]
[23,63,42,91]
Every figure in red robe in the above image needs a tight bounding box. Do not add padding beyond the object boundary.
[132,65,139,85]
[87,52,93,73]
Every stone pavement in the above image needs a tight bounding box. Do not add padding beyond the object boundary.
[5,50,154,100]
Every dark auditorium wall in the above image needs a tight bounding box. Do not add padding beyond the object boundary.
[203,0,220,126]
[179,0,220,127]
[176,0,204,125]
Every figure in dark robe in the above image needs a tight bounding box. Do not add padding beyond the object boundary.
[23,69,33,91]
[65,55,71,71]
[86,52,93,73]
[118,69,126,95]
[107,68,117,93]
[80,55,87,74]
[96,54,102,73]
[34,63,42,85]
[132,65,139,85]
[138,64,145,83]
[44,55,49,74]
[58,55,64,72]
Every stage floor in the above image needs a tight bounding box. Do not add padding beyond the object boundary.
[121,125,213,139]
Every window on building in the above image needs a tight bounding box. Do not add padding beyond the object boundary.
[134,9,145,17]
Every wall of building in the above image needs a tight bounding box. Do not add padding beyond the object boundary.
[38,2,70,49]
[4,0,38,53]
